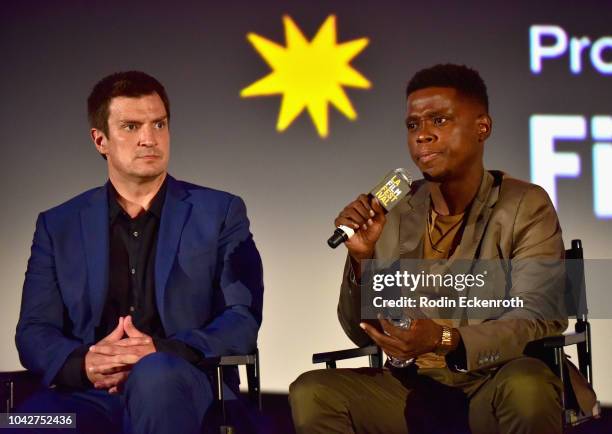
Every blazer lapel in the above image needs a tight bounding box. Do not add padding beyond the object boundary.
[451,170,499,325]
[396,172,499,262]
[155,176,191,325]
[80,184,109,339]
[399,182,429,260]
[452,170,498,262]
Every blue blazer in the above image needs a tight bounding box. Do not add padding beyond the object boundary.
[16,175,264,387]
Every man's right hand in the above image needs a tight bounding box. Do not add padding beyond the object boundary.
[85,317,135,390]
[334,194,387,262]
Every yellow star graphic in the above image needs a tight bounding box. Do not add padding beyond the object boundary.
[241,15,371,138]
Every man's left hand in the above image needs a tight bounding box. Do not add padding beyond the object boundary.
[359,318,442,361]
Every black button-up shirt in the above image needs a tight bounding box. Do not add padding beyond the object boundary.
[55,179,201,389]
[100,180,167,340]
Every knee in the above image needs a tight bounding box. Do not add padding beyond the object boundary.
[496,358,562,419]
[289,370,334,407]
[126,352,193,396]
[289,370,345,430]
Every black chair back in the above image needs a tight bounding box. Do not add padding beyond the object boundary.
[565,239,588,320]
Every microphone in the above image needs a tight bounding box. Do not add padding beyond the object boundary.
[327,168,412,249]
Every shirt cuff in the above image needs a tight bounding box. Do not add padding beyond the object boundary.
[445,336,468,372]
[153,338,203,365]
[53,345,92,389]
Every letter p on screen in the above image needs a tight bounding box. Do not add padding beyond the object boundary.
[530,25,568,73]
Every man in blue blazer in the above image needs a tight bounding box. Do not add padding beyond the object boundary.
[15,71,264,434]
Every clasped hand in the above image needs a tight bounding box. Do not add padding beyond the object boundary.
[359,317,443,361]
[85,316,156,394]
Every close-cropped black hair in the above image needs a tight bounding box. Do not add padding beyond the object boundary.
[87,70,170,136]
[405,64,488,112]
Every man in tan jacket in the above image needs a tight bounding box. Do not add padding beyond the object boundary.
[289,64,574,433]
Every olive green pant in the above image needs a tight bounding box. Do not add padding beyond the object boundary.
[289,357,563,434]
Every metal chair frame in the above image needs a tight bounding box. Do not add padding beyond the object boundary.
[213,350,262,433]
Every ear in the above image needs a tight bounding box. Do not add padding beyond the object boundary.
[476,114,492,142]
[91,128,108,157]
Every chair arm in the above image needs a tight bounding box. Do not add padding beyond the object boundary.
[197,353,258,369]
[219,354,258,366]
[0,370,35,382]
[529,332,587,348]
[312,345,380,364]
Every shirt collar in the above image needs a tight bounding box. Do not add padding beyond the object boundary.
[108,177,168,222]
[147,178,167,218]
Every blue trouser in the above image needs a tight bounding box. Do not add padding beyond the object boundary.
[14,352,236,434]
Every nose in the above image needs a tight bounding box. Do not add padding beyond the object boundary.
[139,124,157,147]
[416,126,436,145]
[416,133,434,145]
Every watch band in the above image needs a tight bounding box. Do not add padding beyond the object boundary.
[435,325,454,355]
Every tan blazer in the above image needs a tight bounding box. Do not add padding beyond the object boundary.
[339,170,569,370]
[337,168,600,421]
[338,169,599,416]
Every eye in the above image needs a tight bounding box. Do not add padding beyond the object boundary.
[123,123,137,132]
[154,120,167,129]
[406,121,418,131]
[433,116,448,126]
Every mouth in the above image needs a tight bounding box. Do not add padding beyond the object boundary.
[137,154,162,160]
[417,151,442,164]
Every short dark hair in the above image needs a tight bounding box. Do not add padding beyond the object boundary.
[87,71,170,136]
[405,64,488,112]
